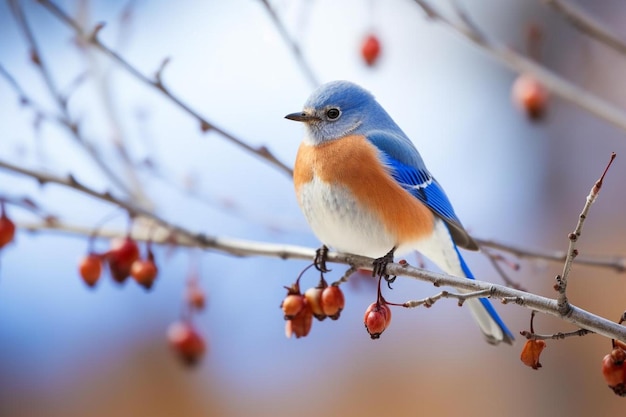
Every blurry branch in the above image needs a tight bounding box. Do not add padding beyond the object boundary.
[1,157,625,342]
[482,247,526,291]
[259,0,320,88]
[544,0,626,55]
[36,0,293,178]
[412,0,626,133]
[7,0,139,199]
[11,217,626,343]
[0,64,65,124]
[476,238,626,273]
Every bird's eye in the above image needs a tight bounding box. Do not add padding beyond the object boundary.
[326,108,341,120]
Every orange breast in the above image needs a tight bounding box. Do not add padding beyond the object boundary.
[293,135,434,245]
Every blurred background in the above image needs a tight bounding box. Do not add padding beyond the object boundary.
[2,0,626,416]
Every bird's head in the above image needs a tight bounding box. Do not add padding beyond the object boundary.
[285,80,378,145]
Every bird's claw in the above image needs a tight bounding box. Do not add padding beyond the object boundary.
[314,245,331,273]
[372,247,396,287]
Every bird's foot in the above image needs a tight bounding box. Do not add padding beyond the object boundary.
[373,247,396,289]
[314,245,331,273]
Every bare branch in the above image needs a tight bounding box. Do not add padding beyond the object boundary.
[258,0,319,88]
[412,0,626,134]
[544,0,626,56]
[476,238,626,273]
[521,328,592,341]
[555,152,616,315]
[482,247,526,291]
[8,0,138,198]
[36,0,293,178]
[403,288,493,308]
[8,215,626,343]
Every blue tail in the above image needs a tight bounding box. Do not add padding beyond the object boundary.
[456,247,515,344]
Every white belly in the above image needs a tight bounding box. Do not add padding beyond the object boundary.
[297,177,397,258]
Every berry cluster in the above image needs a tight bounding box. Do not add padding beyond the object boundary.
[77,227,208,367]
[281,271,345,339]
[282,263,399,340]
[78,236,157,290]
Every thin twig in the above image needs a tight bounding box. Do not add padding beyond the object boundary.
[555,152,616,315]
[483,247,526,291]
[476,238,626,273]
[412,0,626,134]
[544,0,626,56]
[258,0,319,88]
[36,0,293,178]
[8,0,137,198]
[520,328,592,341]
[403,288,492,308]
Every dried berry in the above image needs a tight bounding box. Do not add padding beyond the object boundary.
[79,253,102,288]
[364,301,392,339]
[512,73,548,120]
[285,298,313,339]
[130,258,158,290]
[361,33,381,66]
[107,237,140,283]
[520,339,546,370]
[186,283,206,311]
[320,285,345,320]
[0,204,16,249]
[305,283,327,321]
[602,347,626,396]
[167,321,206,366]
[281,293,305,320]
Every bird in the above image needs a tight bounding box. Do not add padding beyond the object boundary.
[285,80,513,345]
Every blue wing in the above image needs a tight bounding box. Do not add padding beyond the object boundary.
[365,131,478,250]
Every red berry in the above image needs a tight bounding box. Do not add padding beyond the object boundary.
[79,253,102,288]
[185,284,206,311]
[305,285,327,321]
[321,285,345,320]
[520,339,546,370]
[281,293,305,319]
[512,74,548,120]
[107,237,140,283]
[361,33,381,66]
[167,321,206,366]
[602,348,626,396]
[285,298,313,339]
[0,208,16,249]
[130,258,158,290]
[364,302,392,339]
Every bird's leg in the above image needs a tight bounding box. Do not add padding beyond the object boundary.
[373,247,396,288]
[314,245,331,273]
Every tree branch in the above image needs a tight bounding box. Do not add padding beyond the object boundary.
[258,0,319,88]
[35,0,293,178]
[544,0,626,55]
[412,0,626,134]
[8,0,140,199]
[15,217,626,344]
[476,238,626,273]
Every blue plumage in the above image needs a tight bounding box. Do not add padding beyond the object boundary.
[287,80,513,345]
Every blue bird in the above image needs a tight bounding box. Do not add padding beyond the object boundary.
[286,80,513,345]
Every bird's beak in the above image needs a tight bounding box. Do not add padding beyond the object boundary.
[285,111,319,122]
